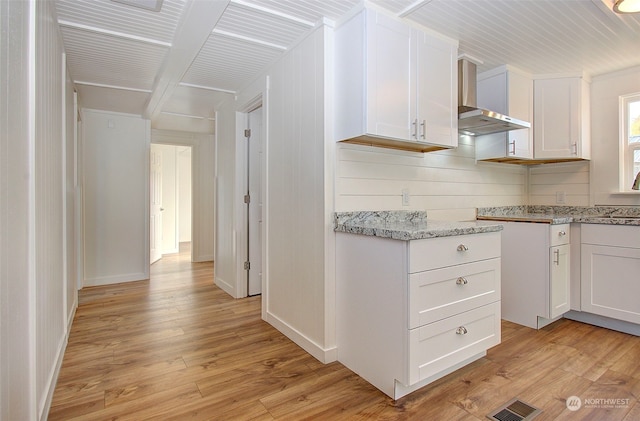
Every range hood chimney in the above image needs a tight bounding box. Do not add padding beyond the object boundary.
[457,59,530,136]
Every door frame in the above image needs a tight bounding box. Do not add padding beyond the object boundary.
[150,133,201,264]
[235,95,266,299]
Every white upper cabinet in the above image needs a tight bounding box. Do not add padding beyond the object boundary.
[334,8,458,152]
[476,65,533,161]
[533,76,591,160]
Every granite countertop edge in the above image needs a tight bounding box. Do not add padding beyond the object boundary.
[334,211,504,240]
[476,205,640,226]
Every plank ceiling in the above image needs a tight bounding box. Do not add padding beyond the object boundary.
[53,0,640,134]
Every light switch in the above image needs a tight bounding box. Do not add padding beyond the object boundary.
[556,191,566,204]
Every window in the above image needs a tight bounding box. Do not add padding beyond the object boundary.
[620,93,640,191]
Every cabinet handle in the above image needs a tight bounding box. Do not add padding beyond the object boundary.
[420,120,426,140]
[456,277,468,285]
[558,231,566,236]
[412,119,418,139]
[456,326,468,335]
[509,140,516,155]
[553,248,560,265]
[457,244,468,252]
[572,142,578,155]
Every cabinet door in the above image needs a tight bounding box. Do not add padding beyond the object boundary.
[477,129,532,160]
[415,31,457,148]
[534,78,580,159]
[366,11,414,141]
[549,244,570,319]
[581,244,640,324]
[476,69,532,160]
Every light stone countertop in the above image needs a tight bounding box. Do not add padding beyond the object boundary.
[477,205,640,226]
[334,211,503,240]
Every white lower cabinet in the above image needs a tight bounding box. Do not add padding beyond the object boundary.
[336,231,501,399]
[581,225,640,324]
[501,222,570,329]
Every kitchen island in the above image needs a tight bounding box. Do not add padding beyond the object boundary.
[335,211,503,399]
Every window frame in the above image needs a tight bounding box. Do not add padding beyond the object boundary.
[619,92,640,191]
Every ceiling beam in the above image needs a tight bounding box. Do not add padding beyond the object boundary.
[57,19,171,47]
[230,0,315,27]
[143,0,230,120]
[397,0,433,18]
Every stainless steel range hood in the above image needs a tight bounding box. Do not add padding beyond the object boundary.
[458,59,530,136]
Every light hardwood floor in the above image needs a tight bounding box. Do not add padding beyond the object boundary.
[50,244,640,420]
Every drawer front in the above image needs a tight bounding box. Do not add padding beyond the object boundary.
[550,224,570,246]
[409,258,501,329]
[582,224,640,248]
[409,232,501,273]
[408,301,501,386]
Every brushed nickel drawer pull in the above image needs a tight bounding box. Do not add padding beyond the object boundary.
[457,244,468,252]
[456,277,468,285]
[456,326,468,335]
[558,230,566,236]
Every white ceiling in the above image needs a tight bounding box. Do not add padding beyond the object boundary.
[54,0,640,134]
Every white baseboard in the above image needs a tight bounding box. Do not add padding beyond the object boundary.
[193,254,214,263]
[40,303,76,421]
[84,272,148,287]
[215,276,236,298]
[265,311,337,364]
[564,311,640,336]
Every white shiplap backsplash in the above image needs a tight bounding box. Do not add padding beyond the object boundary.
[336,135,528,220]
[528,161,590,207]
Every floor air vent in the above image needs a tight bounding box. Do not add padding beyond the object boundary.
[487,398,542,421]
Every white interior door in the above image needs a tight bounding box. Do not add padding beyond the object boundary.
[247,107,263,296]
[150,145,163,264]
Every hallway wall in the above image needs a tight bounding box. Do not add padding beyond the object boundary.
[1,1,76,419]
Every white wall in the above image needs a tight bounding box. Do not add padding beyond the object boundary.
[263,24,336,362]
[1,1,32,418]
[590,65,640,206]
[214,24,337,361]
[528,161,590,206]
[82,110,150,286]
[178,147,192,243]
[336,135,527,218]
[152,129,214,262]
[1,1,76,419]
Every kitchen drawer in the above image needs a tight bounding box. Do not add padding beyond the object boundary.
[550,223,570,246]
[407,301,501,386]
[582,224,640,248]
[409,231,501,273]
[408,258,501,329]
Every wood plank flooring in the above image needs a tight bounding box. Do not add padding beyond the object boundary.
[50,244,640,420]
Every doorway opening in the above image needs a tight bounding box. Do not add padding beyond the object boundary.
[150,144,193,264]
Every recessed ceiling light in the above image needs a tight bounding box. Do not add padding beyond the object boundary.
[613,0,640,13]
[111,0,163,12]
